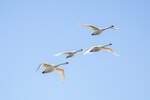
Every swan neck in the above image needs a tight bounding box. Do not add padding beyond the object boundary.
[103,44,112,47]
[55,63,67,67]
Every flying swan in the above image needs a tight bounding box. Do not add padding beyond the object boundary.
[36,62,69,83]
[80,24,116,36]
[54,49,83,58]
[83,43,119,56]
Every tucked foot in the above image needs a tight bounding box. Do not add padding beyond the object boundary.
[91,33,96,36]
[42,71,46,74]
[90,49,94,52]
[66,56,71,59]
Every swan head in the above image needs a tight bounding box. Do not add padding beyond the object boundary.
[109,43,112,45]
[110,25,116,30]
[75,49,84,53]
[65,62,69,64]
[80,49,84,52]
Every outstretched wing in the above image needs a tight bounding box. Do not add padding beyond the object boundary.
[35,64,43,72]
[55,68,65,83]
[80,24,100,31]
[35,63,52,72]
[54,52,72,56]
[101,47,119,56]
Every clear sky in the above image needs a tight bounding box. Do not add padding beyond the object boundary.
[0,0,150,100]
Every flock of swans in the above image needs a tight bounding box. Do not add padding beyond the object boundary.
[36,24,119,83]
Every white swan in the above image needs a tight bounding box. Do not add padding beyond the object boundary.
[54,49,83,58]
[80,24,116,36]
[36,62,69,83]
[83,43,119,56]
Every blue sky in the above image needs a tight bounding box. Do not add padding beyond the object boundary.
[0,0,150,100]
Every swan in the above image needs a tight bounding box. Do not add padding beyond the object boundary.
[54,49,83,58]
[36,62,69,83]
[80,24,116,36]
[83,43,119,56]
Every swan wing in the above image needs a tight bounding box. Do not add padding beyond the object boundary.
[80,24,100,31]
[35,63,53,72]
[35,64,43,72]
[54,52,64,56]
[55,68,65,83]
[102,47,119,56]
[54,52,72,56]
